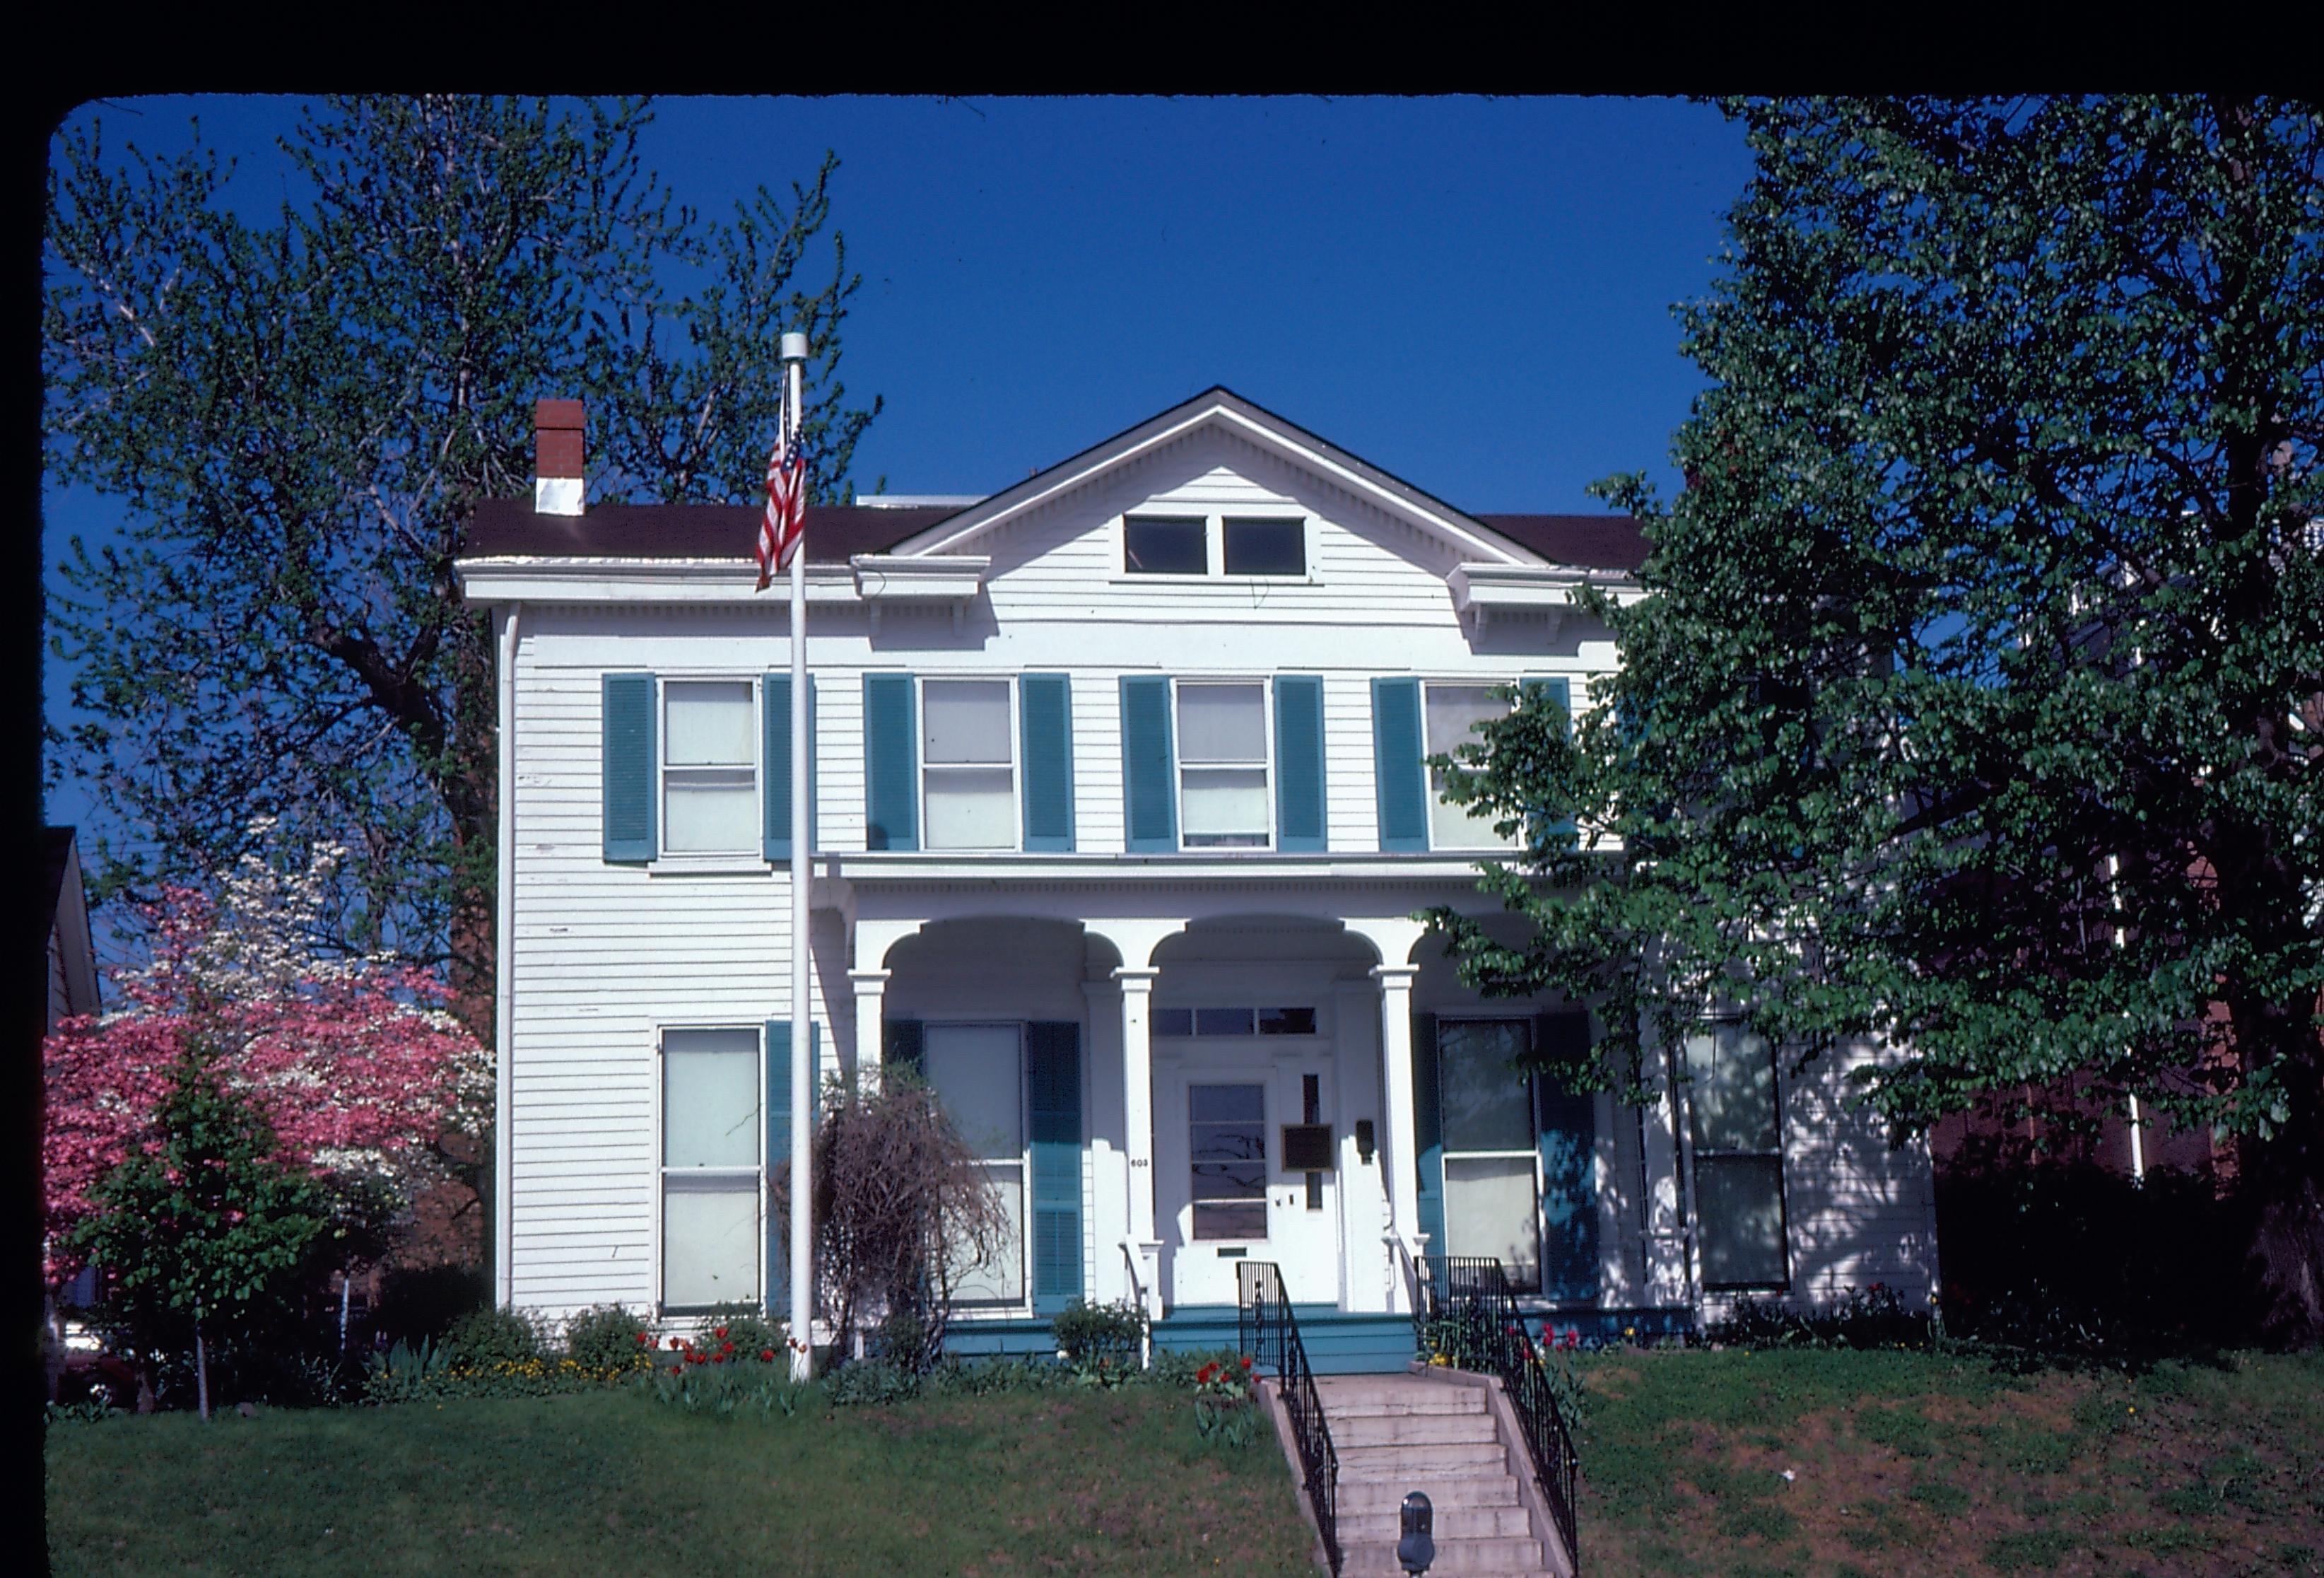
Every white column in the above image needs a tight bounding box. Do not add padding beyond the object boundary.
[1116,966,1163,1319]
[1373,964,1421,1314]
[847,968,889,1092]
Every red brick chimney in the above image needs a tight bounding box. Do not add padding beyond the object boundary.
[534,398,585,516]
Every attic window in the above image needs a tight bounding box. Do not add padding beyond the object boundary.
[1125,517,1206,574]
[1223,518,1304,576]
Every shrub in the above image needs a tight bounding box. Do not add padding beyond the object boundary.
[1052,1297,1147,1376]
[1151,1346,1244,1391]
[563,1305,653,1373]
[1708,1285,1930,1352]
[441,1306,544,1368]
[686,1303,780,1361]
[823,1357,924,1406]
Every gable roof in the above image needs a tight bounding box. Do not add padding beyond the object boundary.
[458,386,1649,575]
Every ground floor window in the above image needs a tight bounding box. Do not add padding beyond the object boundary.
[1684,1022,1789,1290]
[660,1027,763,1311]
[1437,1019,1542,1293]
[922,1023,1028,1304]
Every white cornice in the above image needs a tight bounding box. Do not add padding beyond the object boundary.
[455,556,858,606]
[825,851,1542,887]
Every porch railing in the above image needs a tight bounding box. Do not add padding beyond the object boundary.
[1414,1255,1580,1570]
[1238,1261,1340,1577]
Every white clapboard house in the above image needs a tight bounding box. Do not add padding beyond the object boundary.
[457,389,1939,1369]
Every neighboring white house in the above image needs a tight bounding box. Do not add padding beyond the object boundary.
[456,387,1939,1369]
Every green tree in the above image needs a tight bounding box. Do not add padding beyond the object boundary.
[45,96,881,1015]
[1427,98,2324,1340]
[71,1046,333,1418]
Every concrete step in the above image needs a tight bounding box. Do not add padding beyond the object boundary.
[1336,1440,1510,1478]
[1315,1376,1486,1407]
[1315,1387,1486,1418]
[1332,1410,1503,1447]
[1342,1535,1545,1575]
[1337,1475,1520,1512]
[1339,1503,1537,1542]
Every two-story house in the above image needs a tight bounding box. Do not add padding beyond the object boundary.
[457,388,1939,1369]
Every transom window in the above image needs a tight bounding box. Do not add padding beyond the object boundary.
[1190,1082,1267,1241]
[1684,1023,1789,1290]
[1437,1019,1542,1294]
[922,1024,1028,1304]
[660,1027,763,1311]
[1424,682,1518,852]
[921,679,1016,851]
[663,681,758,853]
[1154,1006,1317,1037]
[1123,515,1307,578]
[1177,681,1270,848]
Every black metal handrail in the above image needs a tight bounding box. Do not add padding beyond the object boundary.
[1238,1261,1340,1576]
[1414,1255,1580,1569]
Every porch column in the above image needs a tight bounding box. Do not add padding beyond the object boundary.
[1373,963,1422,1313]
[1115,966,1163,1319]
[847,968,889,1092]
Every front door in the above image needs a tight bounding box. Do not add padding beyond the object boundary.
[1157,1053,1338,1308]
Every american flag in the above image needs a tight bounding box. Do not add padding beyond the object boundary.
[757,428,806,591]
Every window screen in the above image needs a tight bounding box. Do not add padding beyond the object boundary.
[1424,684,1515,852]
[1684,1024,1788,1288]
[1223,518,1304,576]
[663,682,757,853]
[660,1028,761,1309]
[1437,1019,1539,1292]
[1125,517,1207,574]
[1190,1082,1267,1240]
[922,679,1015,850]
[1178,682,1269,848]
[924,1024,1027,1302]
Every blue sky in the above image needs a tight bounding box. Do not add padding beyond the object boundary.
[44,94,1754,892]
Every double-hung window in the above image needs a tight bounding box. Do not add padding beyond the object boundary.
[1684,1022,1789,1290]
[1177,681,1271,848]
[1424,682,1518,852]
[921,679,1016,850]
[1436,1019,1542,1293]
[922,1024,1028,1304]
[663,681,758,854]
[661,1027,763,1311]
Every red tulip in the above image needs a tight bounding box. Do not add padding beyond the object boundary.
[760,1349,775,1362]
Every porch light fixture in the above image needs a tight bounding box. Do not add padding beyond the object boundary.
[1355,1120,1375,1164]
[1397,1490,1435,1574]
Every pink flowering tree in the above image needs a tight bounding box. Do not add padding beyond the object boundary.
[44,829,491,1344]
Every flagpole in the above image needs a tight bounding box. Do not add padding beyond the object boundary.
[782,330,813,1382]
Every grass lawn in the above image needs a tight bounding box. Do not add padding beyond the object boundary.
[1579,1347,2324,1577]
[46,1382,1318,1577]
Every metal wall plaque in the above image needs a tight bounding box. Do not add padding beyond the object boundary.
[1281,1123,1335,1171]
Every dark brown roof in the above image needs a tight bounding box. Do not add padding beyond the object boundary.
[465,498,958,563]
[1472,514,1651,573]
[465,498,1648,575]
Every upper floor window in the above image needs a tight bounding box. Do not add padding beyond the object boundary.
[664,681,758,853]
[1124,516,1208,574]
[1177,681,1270,848]
[1123,514,1307,578]
[1424,682,1517,852]
[922,679,1016,851]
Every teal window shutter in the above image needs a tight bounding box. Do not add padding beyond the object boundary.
[1520,677,1575,841]
[1273,675,1327,853]
[1119,676,1178,853]
[763,674,792,863]
[1026,1022,1084,1312]
[864,673,918,851]
[1372,677,1428,853]
[883,1018,923,1087]
[1412,1011,1445,1255]
[602,673,657,862]
[1019,674,1075,852]
[765,1019,822,1310]
[1534,1010,1600,1304]
[765,1019,791,1311]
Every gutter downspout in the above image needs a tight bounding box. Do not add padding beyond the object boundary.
[495,602,520,1307]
